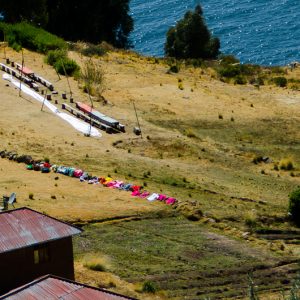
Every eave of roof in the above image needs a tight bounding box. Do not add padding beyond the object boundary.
[0,207,82,254]
[0,274,137,300]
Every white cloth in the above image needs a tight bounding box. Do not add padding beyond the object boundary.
[3,74,101,138]
[147,193,159,202]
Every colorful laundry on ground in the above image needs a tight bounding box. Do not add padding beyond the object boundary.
[26,161,177,206]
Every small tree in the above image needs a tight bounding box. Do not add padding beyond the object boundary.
[288,188,300,226]
[165,4,220,59]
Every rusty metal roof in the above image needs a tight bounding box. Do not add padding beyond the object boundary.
[0,208,82,254]
[20,66,34,75]
[0,275,136,299]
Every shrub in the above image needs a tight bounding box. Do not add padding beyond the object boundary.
[249,77,265,86]
[219,65,241,78]
[288,188,300,226]
[83,256,108,272]
[184,128,196,138]
[218,64,260,79]
[80,59,105,97]
[252,155,263,164]
[234,75,247,85]
[46,49,80,76]
[279,158,294,171]
[219,54,239,65]
[273,76,287,88]
[169,65,179,73]
[81,44,107,57]
[0,22,66,53]
[271,66,285,74]
[185,58,203,68]
[46,49,67,66]
[245,214,258,232]
[54,58,80,76]
[28,193,34,200]
[142,281,157,293]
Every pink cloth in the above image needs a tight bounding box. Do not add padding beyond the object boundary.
[139,191,150,198]
[111,181,123,188]
[131,190,141,197]
[74,169,83,178]
[158,194,167,201]
[106,181,117,187]
[166,197,176,205]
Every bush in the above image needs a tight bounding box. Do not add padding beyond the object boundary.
[81,44,107,57]
[54,59,80,76]
[273,76,287,87]
[80,59,105,97]
[271,66,285,74]
[288,188,300,226]
[218,64,261,79]
[184,128,197,138]
[46,49,67,66]
[219,54,239,65]
[252,155,263,164]
[185,58,203,68]
[245,214,258,232]
[46,49,80,76]
[234,75,247,85]
[0,22,66,53]
[83,257,107,272]
[142,281,157,293]
[219,65,241,78]
[249,77,265,86]
[279,158,294,171]
[169,65,179,73]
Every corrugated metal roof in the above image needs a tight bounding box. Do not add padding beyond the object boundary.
[0,208,82,254]
[91,111,119,126]
[76,102,92,113]
[0,275,136,299]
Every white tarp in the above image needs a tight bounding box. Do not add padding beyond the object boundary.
[3,74,101,138]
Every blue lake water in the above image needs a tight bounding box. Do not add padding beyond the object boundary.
[130,0,300,66]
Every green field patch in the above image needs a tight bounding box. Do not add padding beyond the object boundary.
[74,217,291,298]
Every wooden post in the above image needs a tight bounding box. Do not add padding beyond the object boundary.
[132,100,142,139]
[61,59,73,100]
[3,32,6,59]
[41,91,47,111]
[87,86,93,137]
[19,49,24,97]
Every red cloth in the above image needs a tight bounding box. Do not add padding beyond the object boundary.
[131,185,141,192]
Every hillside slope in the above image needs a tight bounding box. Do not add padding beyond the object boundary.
[0,47,300,298]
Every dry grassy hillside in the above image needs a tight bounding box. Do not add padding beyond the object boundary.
[0,47,300,299]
